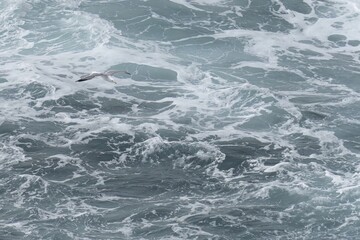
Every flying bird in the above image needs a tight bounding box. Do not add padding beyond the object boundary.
[76,70,131,83]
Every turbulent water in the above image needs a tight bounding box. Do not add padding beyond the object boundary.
[1,0,360,239]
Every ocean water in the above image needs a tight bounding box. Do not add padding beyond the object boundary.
[1,0,360,239]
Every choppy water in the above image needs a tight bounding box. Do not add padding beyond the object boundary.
[1,0,360,239]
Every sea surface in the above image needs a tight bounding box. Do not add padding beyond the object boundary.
[1,0,360,239]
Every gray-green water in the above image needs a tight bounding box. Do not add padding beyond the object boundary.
[1,0,360,239]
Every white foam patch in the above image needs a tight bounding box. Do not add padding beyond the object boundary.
[0,0,360,238]
[0,0,33,55]
[189,0,228,6]
[304,0,360,41]
[167,0,205,11]
[55,0,84,8]
[13,174,49,207]
[0,142,29,168]
[264,162,290,173]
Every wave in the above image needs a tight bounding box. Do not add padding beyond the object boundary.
[1,0,360,239]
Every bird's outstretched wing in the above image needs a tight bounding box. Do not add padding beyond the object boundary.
[76,78,90,82]
[101,75,117,84]
[80,73,91,78]
[76,73,101,82]
[75,71,130,83]
[76,74,92,82]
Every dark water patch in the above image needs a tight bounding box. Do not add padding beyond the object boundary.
[118,85,182,101]
[328,34,347,42]
[103,200,147,224]
[136,101,174,116]
[0,87,25,100]
[133,225,175,239]
[129,65,178,83]
[0,121,20,135]
[4,173,103,215]
[312,65,360,91]
[217,145,252,171]
[42,231,74,240]
[235,66,267,76]
[240,0,294,32]
[130,207,175,222]
[298,49,324,57]
[24,82,49,100]
[216,205,291,238]
[42,92,99,112]
[314,3,339,18]
[279,0,312,14]
[71,132,134,165]
[47,106,79,114]
[76,148,119,166]
[16,137,54,153]
[300,110,327,120]
[14,137,70,164]
[0,227,25,240]
[287,133,321,156]
[172,38,259,66]
[96,170,170,198]
[277,49,322,77]
[344,140,360,154]
[85,198,122,210]
[333,122,360,153]
[240,110,286,131]
[184,214,248,237]
[55,96,98,111]
[93,166,210,205]
[289,95,338,104]
[265,71,306,89]
[156,128,191,141]
[284,205,357,237]
[263,158,281,166]
[299,110,328,128]
[242,69,307,91]
[35,157,80,182]
[82,1,175,40]
[96,97,133,114]
[132,18,170,40]
[330,53,357,62]
[299,110,327,125]
[331,21,343,29]
[21,120,63,134]
[171,113,193,125]
[172,36,215,46]
[331,101,360,121]
[217,138,285,174]
[163,26,213,42]
[147,0,209,21]
[287,47,324,57]
[31,211,106,239]
[348,40,360,47]
[93,138,225,188]
[81,1,139,22]
[328,34,347,47]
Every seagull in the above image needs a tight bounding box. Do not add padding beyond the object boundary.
[76,70,131,83]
